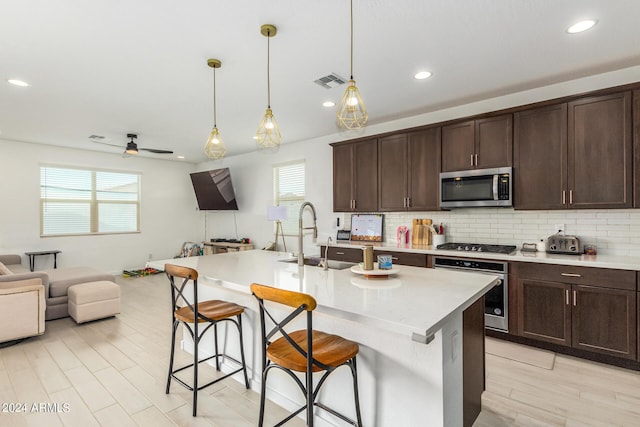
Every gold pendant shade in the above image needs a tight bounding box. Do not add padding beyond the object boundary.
[337,0,367,129]
[203,58,227,160]
[256,24,282,149]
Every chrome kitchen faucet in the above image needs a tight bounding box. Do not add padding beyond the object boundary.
[298,201,318,266]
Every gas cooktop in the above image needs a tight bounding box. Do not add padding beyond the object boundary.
[436,242,517,255]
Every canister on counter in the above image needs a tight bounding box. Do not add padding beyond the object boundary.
[363,246,374,270]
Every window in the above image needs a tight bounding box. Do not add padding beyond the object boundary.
[40,165,141,236]
[273,160,305,235]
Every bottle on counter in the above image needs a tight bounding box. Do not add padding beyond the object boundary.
[536,239,546,252]
[363,246,374,270]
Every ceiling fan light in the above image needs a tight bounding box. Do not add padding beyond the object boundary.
[204,127,227,160]
[336,79,368,129]
[256,108,281,149]
[125,142,138,155]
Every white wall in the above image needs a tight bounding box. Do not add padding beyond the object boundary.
[0,139,201,273]
[195,65,640,257]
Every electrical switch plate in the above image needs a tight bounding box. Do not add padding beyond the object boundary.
[554,224,565,235]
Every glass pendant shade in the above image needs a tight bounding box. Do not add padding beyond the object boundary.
[256,107,281,148]
[203,126,227,159]
[336,79,368,129]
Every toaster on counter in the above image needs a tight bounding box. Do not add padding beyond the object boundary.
[546,234,583,255]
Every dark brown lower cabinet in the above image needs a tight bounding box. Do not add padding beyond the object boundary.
[463,297,485,427]
[516,264,637,361]
[572,285,636,359]
[517,278,571,346]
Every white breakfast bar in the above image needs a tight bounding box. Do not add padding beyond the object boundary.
[148,250,497,426]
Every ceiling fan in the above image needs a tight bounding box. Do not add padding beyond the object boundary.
[91,133,174,156]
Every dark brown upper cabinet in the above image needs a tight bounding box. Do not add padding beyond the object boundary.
[568,92,632,209]
[378,128,441,211]
[332,139,378,212]
[515,91,633,209]
[514,104,568,209]
[441,114,513,172]
[633,90,640,207]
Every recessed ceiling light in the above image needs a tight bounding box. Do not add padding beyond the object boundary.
[177,155,185,159]
[322,101,335,107]
[8,79,30,87]
[567,19,597,34]
[414,71,432,80]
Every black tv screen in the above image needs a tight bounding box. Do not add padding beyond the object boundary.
[190,168,239,210]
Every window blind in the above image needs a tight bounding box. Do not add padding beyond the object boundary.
[273,161,305,235]
[40,166,140,236]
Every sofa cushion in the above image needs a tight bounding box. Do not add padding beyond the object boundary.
[0,262,12,276]
[46,267,116,298]
[7,264,30,274]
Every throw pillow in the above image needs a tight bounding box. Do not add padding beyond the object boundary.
[0,261,13,276]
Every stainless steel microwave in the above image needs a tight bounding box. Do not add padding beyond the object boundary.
[440,167,512,208]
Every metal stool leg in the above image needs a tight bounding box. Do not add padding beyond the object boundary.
[237,314,250,388]
[193,327,199,417]
[351,357,363,427]
[258,366,269,427]
[166,320,179,394]
[306,371,314,427]
[213,323,220,370]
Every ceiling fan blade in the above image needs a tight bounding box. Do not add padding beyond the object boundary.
[139,148,174,154]
[92,140,125,148]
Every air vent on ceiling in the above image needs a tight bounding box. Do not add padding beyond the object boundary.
[314,73,347,89]
[88,134,105,141]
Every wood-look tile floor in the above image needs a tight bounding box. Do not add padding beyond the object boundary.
[1,273,639,426]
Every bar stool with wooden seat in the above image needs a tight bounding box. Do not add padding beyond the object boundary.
[165,264,249,416]
[251,283,363,427]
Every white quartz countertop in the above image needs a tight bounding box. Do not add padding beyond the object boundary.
[148,250,497,341]
[323,241,640,271]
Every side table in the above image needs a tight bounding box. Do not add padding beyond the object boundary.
[25,250,62,272]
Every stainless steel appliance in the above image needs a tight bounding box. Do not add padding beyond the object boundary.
[546,233,583,255]
[434,255,509,332]
[436,242,517,255]
[440,166,512,208]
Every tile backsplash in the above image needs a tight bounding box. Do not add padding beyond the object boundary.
[345,209,640,257]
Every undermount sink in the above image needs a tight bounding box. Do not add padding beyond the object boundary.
[278,256,355,270]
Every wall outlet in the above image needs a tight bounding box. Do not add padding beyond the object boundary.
[554,224,565,235]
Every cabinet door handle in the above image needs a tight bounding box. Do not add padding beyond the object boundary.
[569,190,573,205]
[391,256,399,260]
[470,154,474,166]
[406,197,411,208]
[475,153,478,166]
[565,289,569,305]
[573,290,577,306]
[562,190,566,205]
[561,273,581,277]
[336,251,345,255]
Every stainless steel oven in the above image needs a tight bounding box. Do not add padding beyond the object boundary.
[433,256,508,333]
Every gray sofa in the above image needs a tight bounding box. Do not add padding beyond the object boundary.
[0,254,116,320]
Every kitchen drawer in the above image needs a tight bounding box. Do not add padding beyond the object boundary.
[516,262,636,291]
[323,246,364,263]
[373,250,428,268]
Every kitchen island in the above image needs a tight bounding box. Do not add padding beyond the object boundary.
[148,250,497,427]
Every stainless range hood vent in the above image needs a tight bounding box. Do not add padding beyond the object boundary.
[314,73,347,89]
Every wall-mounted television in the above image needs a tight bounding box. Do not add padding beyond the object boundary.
[190,168,239,210]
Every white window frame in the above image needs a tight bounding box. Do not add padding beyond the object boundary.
[40,165,141,237]
[273,160,305,235]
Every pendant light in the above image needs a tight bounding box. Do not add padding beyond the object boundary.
[256,24,281,149]
[336,0,368,129]
[203,58,227,160]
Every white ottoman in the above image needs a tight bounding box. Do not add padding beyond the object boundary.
[68,281,121,324]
